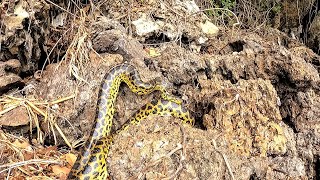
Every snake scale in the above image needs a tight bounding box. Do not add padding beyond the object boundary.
[67,63,194,179]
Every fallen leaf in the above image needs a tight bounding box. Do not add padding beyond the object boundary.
[12,139,30,149]
[52,165,70,179]
[65,153,77,167]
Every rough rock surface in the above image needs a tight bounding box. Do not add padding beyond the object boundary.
[0,0,50,74]
[0,59,24,95]
[0,106,29,127]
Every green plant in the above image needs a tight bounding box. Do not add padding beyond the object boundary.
[271,4,282,14]
[220,0,236,10]
[204,0,236,25]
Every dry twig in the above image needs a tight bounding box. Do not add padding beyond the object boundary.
[212,139,235,180]
[0,159,62,175]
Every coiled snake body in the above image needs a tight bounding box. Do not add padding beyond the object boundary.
[68,63,194,179]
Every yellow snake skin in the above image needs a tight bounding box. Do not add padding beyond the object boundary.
[67,63,194,179]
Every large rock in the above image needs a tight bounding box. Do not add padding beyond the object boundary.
[0,59,24,95]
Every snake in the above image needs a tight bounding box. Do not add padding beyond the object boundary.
[67,63,194,179]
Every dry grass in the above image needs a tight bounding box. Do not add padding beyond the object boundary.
[0,94,75,179]
[61,9,92,84]
[0,94,75,147]
[39,1,97,84]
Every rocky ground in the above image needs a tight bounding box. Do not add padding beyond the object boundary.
[0,0,319,179]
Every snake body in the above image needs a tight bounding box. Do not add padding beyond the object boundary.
[68,64,193,179]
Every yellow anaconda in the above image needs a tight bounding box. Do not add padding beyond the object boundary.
[68,63,194,179]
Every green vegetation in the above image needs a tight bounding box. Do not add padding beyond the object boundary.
[204,0,236,25]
